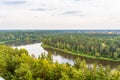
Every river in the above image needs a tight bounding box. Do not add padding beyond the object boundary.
[0,42,74,80]
[13,43,74,65]
[0,77,4,80]
[12,42,120,69]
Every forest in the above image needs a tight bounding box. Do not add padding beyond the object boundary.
[0,30,120,80]
[0,30,62,44]
[0,45,120,80]
[42,33,120,61]
[1,30,120,61]
[1,31,120,61]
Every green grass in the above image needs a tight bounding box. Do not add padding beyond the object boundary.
[42,44,120,62]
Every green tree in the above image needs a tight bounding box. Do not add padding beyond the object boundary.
[14,63,33,80]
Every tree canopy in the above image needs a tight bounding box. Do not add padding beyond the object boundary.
[0,45,120,80]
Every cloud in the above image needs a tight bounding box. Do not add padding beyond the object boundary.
[0,0,120,29]
[74,0,93,1]
[61,11,84,16]
[72,0,81,1]
[30,8,55,11]
[62,11,80,14]
[1,0,26,5]
[0,16,6,19]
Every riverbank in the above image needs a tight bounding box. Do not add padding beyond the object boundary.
[42,44,120,62]
[0,39,41,46]
[0,40,16,44]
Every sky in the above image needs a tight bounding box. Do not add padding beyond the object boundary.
[0,0,120,30]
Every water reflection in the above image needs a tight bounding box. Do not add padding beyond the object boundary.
[12,42,120,69]
[0,77,4,80]
[45,48,120,69]
[53,55,74,65]
[13,43,47,58]
[13,43,74,65]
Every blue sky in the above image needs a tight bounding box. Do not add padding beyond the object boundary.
[0,0,120,30]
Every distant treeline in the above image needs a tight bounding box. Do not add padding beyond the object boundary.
[1,31,120,60]
[0,30,63,44]
[43,33,120,60]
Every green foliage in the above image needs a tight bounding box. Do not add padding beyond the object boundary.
[14,63,33,80]
[0,31,120,80]
[1,31,120,60]
[95,52,100,57]
[74,58,81,69]
[43,33,120,60]
[0,45,120,80]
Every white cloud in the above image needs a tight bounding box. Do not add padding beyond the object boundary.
[0,0,120,30]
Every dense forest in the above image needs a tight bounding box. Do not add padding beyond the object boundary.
[1,30,120,60]
[0,30,63,44]
[1,31,120,60]
[0,31,45,44]
[0,45,120,80]
[0,30,120,80]
[43,33,120,61]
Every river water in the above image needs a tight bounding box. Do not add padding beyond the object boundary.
[0,42,118,79]
[1,42,74,80]
[13,43,74,65]
[12,42,120,69]
[0,77,4,80]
